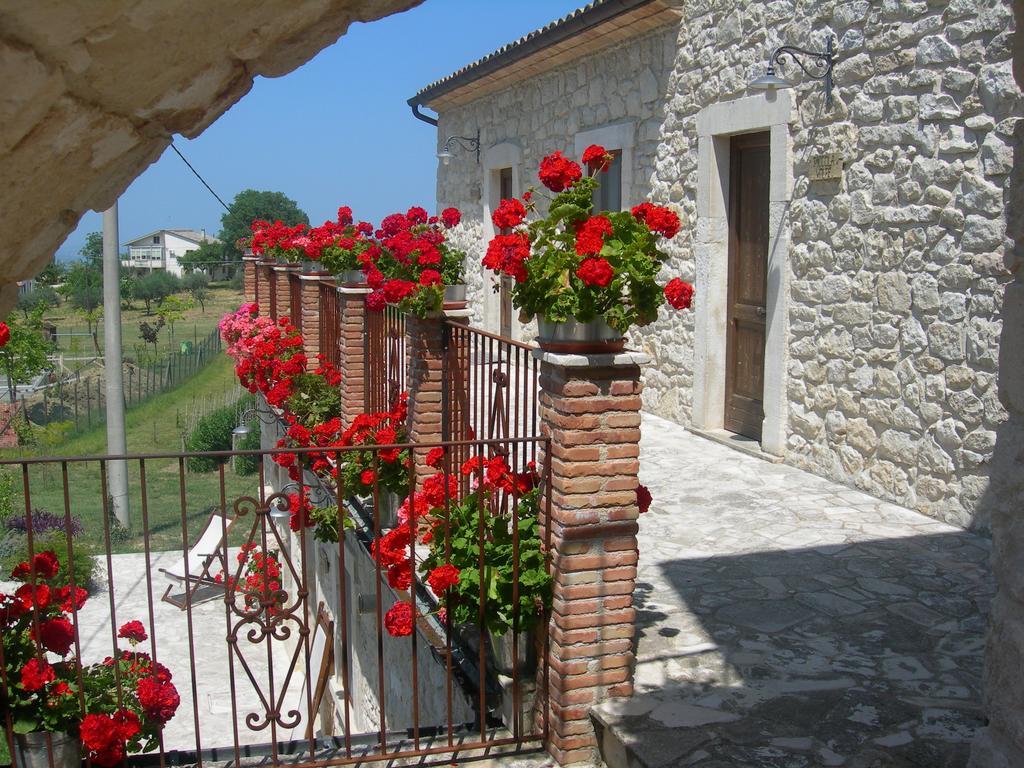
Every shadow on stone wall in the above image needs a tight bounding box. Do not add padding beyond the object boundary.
[967,91,1024,766]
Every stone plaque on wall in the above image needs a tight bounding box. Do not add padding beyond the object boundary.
[809,152,844,181]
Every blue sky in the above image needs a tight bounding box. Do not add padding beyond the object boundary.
[58,0,583,261]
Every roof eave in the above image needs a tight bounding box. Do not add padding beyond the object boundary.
[409,0,661,113]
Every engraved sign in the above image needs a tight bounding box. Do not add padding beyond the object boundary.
[810,152,843,181]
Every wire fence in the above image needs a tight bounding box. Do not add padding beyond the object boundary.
[0,328,223,444]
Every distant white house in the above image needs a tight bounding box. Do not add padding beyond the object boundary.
[121,229,219,277]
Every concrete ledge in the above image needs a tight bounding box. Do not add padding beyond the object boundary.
[531,348,651,367]
[687,426,784,464]
[337,285,372,295]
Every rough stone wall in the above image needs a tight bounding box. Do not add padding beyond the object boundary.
[437,0,1017,529]
[0,0,420,316]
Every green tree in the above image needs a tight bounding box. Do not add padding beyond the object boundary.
[120,269,138,310]
[177,241,224,275]
[35,261,67,285]
[79,231,104,268]
[134,271,180,314]
[0,309,51,402]
[219,189,308,261]
[16,285,59,319]
[182,272,210,312]
[155,295,192,339]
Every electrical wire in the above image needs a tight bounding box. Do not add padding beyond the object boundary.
[169,143,231,212]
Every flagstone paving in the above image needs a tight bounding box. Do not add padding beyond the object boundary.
[592,413,992,767]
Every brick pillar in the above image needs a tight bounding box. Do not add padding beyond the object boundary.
[535,350,647,766]
[405,310,470,482]
[273,265,296,322]
[256,261,272,315]
[337,286,369,424]
[298,274,323,360]
[242,256,259,304]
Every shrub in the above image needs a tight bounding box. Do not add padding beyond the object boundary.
[185,404,239,472]
[2,530,99,591]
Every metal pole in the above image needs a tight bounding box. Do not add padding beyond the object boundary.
[103,202,130,528]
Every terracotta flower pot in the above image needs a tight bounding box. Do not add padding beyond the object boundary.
[535,316,625,354]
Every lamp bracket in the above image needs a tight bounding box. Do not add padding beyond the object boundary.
[767,35,836,105]
[441,129,481,163]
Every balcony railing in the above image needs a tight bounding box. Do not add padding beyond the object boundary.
[0,436,551,767]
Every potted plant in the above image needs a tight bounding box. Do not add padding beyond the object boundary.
[311,206,380,285]
[248,219,309,265]
[0,552,180,768]
[367,206,467,317]
[380,453,551,675]
[335,395,413,528]
[483,145,695,352]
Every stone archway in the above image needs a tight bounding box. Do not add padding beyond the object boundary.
[0,0,421,314]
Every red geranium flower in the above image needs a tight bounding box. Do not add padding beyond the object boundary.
[482,233,531,283]
[15,583,50,611]
[137,677,180,724]
[576,257,615,288]
[492,198,526,230]
[419,269,442,287]
[387,561,412,590]
[406,206,429,225]
[631,202,681,239]
[34,617,76,656]
[31,551,60,580]
[575,215,613,256]
[0,322,9,348]
[440,207,461,228]
[427,564,460,595]
[118,620,148,644]
[425,446,445,468]
[366,291,386,312]
[372,527,411,568]
[538,151,582,192]
[20,657,55,691]
[57,584,88,612]
[637,484,652,514]
[582,144,613,174]
[663,278,694,310]
[384,601,415,637]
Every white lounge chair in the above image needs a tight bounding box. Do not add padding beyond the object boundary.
[159,512,234,609]
[282,604,335,745]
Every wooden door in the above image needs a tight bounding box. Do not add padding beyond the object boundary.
[725,132,769,441]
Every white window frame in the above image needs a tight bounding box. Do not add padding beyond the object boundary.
[481,141,522,338]
[574,121,636,210]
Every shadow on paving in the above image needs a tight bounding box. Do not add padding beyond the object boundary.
[594,532,991,768]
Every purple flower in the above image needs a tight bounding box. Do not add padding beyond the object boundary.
[5,510,83,537]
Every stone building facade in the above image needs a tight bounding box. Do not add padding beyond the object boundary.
[413,0,1018,530]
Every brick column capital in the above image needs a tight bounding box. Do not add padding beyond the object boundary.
[535,349,649,766]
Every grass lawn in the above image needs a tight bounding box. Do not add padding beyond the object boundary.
[0,355,261,555]
[40,284,245,366]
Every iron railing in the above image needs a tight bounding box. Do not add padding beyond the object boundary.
[364,307,406,415]
[443,322,541,493]
[319,281,339,369]
[0,434,550,768]
[289,272,304,335]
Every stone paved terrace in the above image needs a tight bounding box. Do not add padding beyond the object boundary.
[592,414,992,768]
